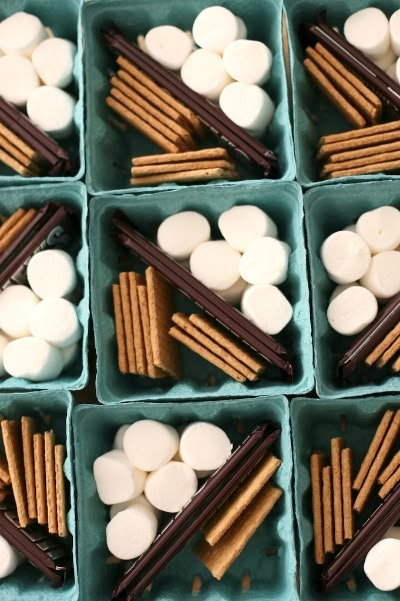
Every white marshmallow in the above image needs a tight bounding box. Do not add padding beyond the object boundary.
[0,55,39,107]
[236,17,248,41]
[390,9,400,56]
[344,8,390,60]
[109,493,158,521]
[327,286,378,336]
[223,40,272,85]
[190,240,241,291]
[3,337,63,381]
[240,237,291,285]
[181,49,233,102]
[123,420,179,471]
[373,47,396,70]
[93,449,146,505]
[356,206,400,254]
[364,538,400,591]
[145,461,198,513]
[113,424,130,450]
[360,250,400,299]
[179,422,232,471]
[219,82,274,133]
[0,535,24,579]
[60,342,79,370]
[214,277,247,305]
[27,250,77,299]
[0,333,10,378]
[29,298,82,349]
[106,505,157,560]
[31,37,77,88]
[387,61,398,81]
[144,26,192,71]
[329,282,359,303]
[192,6,241,53]
[241,284,293,335]
[27,86,76,139]
[0,12,47,57]
[218,205,277,252]
[0,285,40,338]
[320,231,371,284]
[157,211,211,261]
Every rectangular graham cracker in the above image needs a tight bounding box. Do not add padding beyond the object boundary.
[322,466,334,555]
[0,208,37,254]
[33,433,47,525]
[131,159,235,177]
[21,416,37,520]
[1,420,29,527]
[44,431,57,534]
[310,452,325,565]
[366,322,400,366]
[195,483,282,580]
[327,141,400,165]
[0,208,26,241]
[0,133,37,169]
[0,147,34,177]
[55,445,68,538]
[378,450,400,485]
[119,272,137,374]
[130,167,239,186]
[128,272,147,376]
[376,335,400,368]
[132,148,230,166]
[146,266,181,379]
[0,123,39,161]
[342,448,354,540]
[331,437,344,546]
[0,455,10,485]
[353,410,394,490]
[321,150,400,177]
[318,129,400,160]
[112,284,128,374]
[378,465,400,499]
[137,284,165,378]
[319,120,400,146]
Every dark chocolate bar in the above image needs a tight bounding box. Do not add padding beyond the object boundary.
[0,507,72,587]
[113,212,293,375]
[113,422,280,600]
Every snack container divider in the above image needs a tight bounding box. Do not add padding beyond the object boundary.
[285,0,400,187]
[0,0,85,185]
[0,389,78,601]
[82,0,295,195]
[0,182,89,391]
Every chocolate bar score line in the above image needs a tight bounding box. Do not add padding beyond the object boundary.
[112,422,280,600]
[112,213,293,375]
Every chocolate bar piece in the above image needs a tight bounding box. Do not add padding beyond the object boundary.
[113,422,280,600]
[112,212,293,376]
[0,506,72,587]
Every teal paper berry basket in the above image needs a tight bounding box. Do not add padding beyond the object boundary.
[90,181,313,403]
[73,396,297,601]
[0,390,77,601]
[82,0,295,195]
[0,182,89,391]
[0,0,85,185]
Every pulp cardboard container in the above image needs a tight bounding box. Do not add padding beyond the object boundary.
[82,0,295,195]
[90,181,313,403]
[305,180,400,399]
[0,183,89,391]
[73,396,298,601]
[0,0,85,184]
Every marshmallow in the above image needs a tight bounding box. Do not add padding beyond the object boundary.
[181,49,233,102]
[320,231,371,284]
[27,86,76,139]
[360,250,400,299]
[241,284,293,335]
[106,505,157,560]
[109,493,158,521]
[344,8,390,60]
[0,285,39,338]
[113,424,130,451]
[93,449,146,505]
[190,240,241,291]
[157,211,211,261]
[373,47,396,70]
[0,535,24,579]
[192,6,241,53]
[327,286,378,336]
[123,420,179,471]
[0,55,39,107]
[3,337,64,381]
[364,538,400,591]
[329,282,359,303]
[214,277,247,305]
[179,422,232,471]
[31,37,77,89]
[29,298,82,349]
[387,60,398,81]
[0,333,10,378]
[219,82,274,133]
[60,342,79,370]
[239,237,291,285]
[223,39,272,85]
[144,461,198,513]
[144,26,192,71]
[236,17,247,40]
[0,12,47,57]
[218,205,277,252]
[390,9,400,56]
[27,249,78,299]
[356,206,400,254]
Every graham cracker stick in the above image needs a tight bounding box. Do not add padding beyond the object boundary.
[128,272,147,376]
[0,134,38,169]
[378,465,400,499]
[1,420,29,527]
[354,410,400,513]
[376,335,400,367]
[131,167,239,186]
[55,445,68,537]
[132,148,230,166]
[311,453,325,565]
[131,159,235,177]
[137,284,165,378]
[0,455,10,485]
[33,433,47,525]
[392,355,400,372]
[0,208,37,254]
[203,454,281,546]
[112,284,128,374]
[322,466,334,554]
[327,141,400,165]
[319,120,400,145]
[44,431,57,534]
[21,416,37,520]
[366,322,400,366]
[119,272,137,374]
[0,208,26,240]
[195,483,282,580]
[0,123,39,161]
[326,158,400,179]
[342,448,354,540]
[318,129,400,160]
[379,451,400,485]
[331,437,344,546]
[322,150,400,177]
[0,147,34,177]
[353,410,394,491]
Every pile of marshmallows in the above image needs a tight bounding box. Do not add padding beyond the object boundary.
[93,419,232,560]
[0,250,82,382]
[344,7,400,82]
[0,12,77,138]
[143,6,274,137]
[321,206,400,336]
[157,205,293,336]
